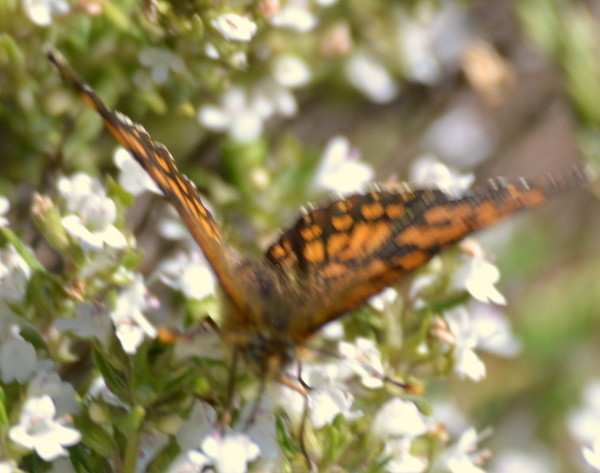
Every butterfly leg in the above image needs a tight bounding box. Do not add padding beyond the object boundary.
[278,365,313,469]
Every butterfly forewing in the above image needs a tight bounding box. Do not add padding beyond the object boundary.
[46,48,248,311]
[265,167,592,342]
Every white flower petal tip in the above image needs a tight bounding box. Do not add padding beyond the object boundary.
[212,14,257,42]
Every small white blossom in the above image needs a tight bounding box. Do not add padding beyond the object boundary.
[0,462,14,473]
[156,250,216,301]
[23,0,69,26]
[212,14,257,42]
[236,398,281,461]
[136,431,170,473]
[382,438,428,473]
[0,244,32,303]
[452,239,506,305]
[369,287,399,312]
[114,147,162,195]
[139,48,186,84]
[409,155,474,192]
[57,173,103,213]
[443,428,487,473]
[345,53,399,103]
[424,106,494,167]
[9,395,81,461]
[338,337,385,388]
[271,362,359,429]
[0,334,36,384]
[569,380,600,444]
[444,306,486,381]
[471,303,521,357]
[87,376,128,408]
[55,300,114,348]
[583,438,600,470]
[271,55,311,88]
[270,6,317,31]
[27,370,80,416]
[0,196,9,227]
[199,88,263,143]
[491,449,556,473]
[371,398,428,440]
[314,135,374,193]
[200,432,260,473]
[59,174,127,251]
[111,275,158,354]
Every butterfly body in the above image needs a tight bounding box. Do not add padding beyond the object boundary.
[47,47,594,381]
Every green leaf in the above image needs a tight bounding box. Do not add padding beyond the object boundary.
[0,227,45,273]
[92,347,130,401]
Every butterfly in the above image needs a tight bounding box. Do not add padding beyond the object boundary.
[47,47,593,384]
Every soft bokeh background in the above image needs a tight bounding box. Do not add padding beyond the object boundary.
[1,0,600,472]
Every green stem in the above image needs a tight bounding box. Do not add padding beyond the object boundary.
[122,430,141,473]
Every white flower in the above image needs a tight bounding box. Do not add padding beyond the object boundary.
[382,438,428,473]
[59,173,127,251]
[583,437,600,470]
[271,363,359,429]
[136,431,170,473]
[156,250,216,301]
[470,303,521,357]
[345,53,399,103]
[338,337,385,389]
[0,196,9,227]
[199,88,263,143]
[0,334,36,384]
[139,48,186,84]
[111,275,158,354]
[397,8,441,85]
[22,0,69,26]
[409,155,474,192]
[0,244,32,303]
[57,173,103,214]
[314,135,374,193]
[199,432,260,473]
[568,380,600,444]
[87,376,128,408]
[270,6,317,31]
[211,14,257,42]
[371,398,428,440]
[9,395,81,461]
[424,105,493,167]
[491,449,555,473]
[452,239,506,305]
[369,287,399,312]
[27,371,80,416]
[271,55,311,88]
[444,306,486,381]
[236,398,281,461]
[443,428,487,473]
[114,147,162,196]
[55,300,114,348]
[0,462,14,473]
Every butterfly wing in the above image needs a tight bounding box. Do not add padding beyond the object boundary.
[266,167,592,343]
[47,48,248,309]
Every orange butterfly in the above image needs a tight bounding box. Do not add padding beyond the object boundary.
[47,47,593,383]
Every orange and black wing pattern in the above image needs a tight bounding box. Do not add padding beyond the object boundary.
[266,167,593,343]
[46,48,246,309]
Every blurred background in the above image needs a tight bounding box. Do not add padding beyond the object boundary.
[1,0,600,471]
